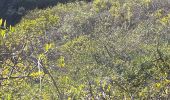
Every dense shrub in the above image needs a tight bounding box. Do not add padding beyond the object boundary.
[0,0,91,25]
[0,0,170,99]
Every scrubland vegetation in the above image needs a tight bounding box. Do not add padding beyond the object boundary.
[0,0,170,99]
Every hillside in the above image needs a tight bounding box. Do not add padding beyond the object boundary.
[0,0,91,25]
[0,0,170,99]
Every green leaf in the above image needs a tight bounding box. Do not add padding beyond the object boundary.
[9,25,15,32]
[44,43,52,52]
[1,30,6,38]
[57,56,65,68]
[0,19,2,26]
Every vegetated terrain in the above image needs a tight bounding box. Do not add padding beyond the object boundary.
[0,0,91,26]
[0,0,170,99]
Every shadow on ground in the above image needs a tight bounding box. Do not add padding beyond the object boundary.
[0,0,91,26]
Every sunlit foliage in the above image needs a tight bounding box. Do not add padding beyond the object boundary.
[0,0,170,99]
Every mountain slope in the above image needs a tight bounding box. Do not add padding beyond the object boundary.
[0,0,170,99]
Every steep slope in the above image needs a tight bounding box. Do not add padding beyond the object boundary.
[0,0,91,25]
[0,0,170,99]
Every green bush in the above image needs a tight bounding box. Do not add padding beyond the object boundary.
[0,0,170,99]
